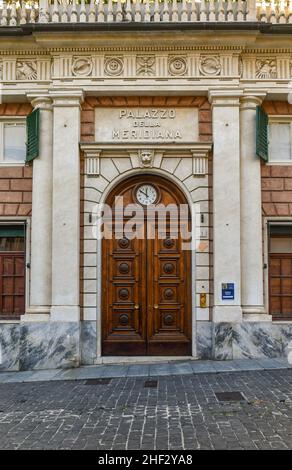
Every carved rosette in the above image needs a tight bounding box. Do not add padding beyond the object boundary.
[104,57,124,76]
[16,61,37,80]
[72,57,93,77]
[255,59,277,79]
[136,55,155,76]
[168,57,187,76]
[199,56,221,76]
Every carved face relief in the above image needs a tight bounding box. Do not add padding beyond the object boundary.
[139,149,154,168]
[72,57,93,77]
[199,56,221,76]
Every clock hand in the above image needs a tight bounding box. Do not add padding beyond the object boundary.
[140,190,148,197]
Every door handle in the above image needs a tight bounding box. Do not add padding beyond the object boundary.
[134,304,139,310]
[154,304,159,309]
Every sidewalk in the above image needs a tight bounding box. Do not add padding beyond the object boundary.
[0,357,291,384]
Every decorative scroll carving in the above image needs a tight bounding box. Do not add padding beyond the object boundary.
[199,56,221,76]
[136,55,155,76]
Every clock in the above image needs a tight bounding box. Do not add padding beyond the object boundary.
[135,184,158,206]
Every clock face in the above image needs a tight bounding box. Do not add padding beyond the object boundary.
[136,184,158,206]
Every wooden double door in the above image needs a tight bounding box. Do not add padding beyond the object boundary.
[102,175,192,356]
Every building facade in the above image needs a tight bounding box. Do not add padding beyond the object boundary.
[0,0,292,371]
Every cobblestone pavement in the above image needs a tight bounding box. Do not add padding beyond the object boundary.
[0,369,291,450]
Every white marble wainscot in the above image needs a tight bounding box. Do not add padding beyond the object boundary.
[196,321,212,360]
[212,323,233,360]
[0,324,20,371]
[80,321,97,365]
[19,322,80,371]
[233,322,290,359]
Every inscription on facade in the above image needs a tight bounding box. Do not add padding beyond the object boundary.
[95,107,198,143]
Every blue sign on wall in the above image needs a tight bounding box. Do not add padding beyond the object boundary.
[222,283,235,300]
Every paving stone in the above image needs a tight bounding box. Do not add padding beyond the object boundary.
[0,369,291,450]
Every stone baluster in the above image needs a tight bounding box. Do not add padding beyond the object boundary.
[88,0,96,23]
[61,0,69,23]
[134,0,142,22]
[209,0,216,21]
[97,0,105,22]
[162,0,170,21]
[269,0,276,23]
[70,0,78,23]
[115,0,122,22]
[1,1,8,26]
[154,0,160,22]
[200,0,207,21]
[38,0,49,23]
[125,0,132,21]
[226,0,233,21]
[52,0,59,23]
[79,0,87,22]
[237,0,244,20]
[19,2,27,25]
[181,0,188,21]
[30,2,36,23]
[144,0,151,22]
[246,0,256,20]
[9,1,17,26]
[190,0,197,21]
[218,0,225,21]
[288,0,292,22]
[261,1,268,22]
[107,0,114,22]
[172,0,179,21]
[279,0,287,23]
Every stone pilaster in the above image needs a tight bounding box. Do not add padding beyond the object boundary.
[23,95,53,320]
[240,95,269,321]
[50,91,84,322]
[209,90,242,323]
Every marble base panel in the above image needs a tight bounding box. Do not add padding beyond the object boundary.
[0,322,80,371]
[0,324,20,371]
[196,321,213,359]
[80,321,97,365]
[0,321,292,371]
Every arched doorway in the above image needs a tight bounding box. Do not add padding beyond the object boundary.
[102,174,192,356]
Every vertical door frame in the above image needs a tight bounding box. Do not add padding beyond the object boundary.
[0,216,31,321]
[96,168,197,359]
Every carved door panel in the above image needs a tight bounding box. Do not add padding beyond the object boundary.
[102,175,192,356]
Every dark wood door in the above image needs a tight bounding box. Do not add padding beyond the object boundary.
[0,253,25,318]
[102,175,192,356]
[269,253,292,320]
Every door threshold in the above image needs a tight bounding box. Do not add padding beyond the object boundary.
[94,356,197,365]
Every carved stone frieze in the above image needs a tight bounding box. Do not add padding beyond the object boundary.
[168,57,188,76]
[104,57,124,76]
[255,59,277,79]
[72,57,93,77]
[16,61,37,80]
[136,56,155,76]
[199,56,221,76]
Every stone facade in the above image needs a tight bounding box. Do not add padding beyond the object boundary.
[0,13,292,370]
